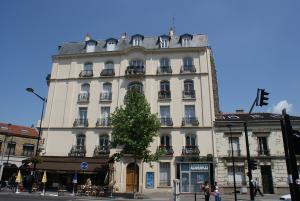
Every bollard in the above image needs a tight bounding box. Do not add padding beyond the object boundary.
[194,192,196,201]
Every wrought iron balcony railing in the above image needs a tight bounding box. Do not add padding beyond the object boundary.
[158,145,174,156]
[157,66,172,74]
[159,117,173,126]
[94,145,110,156]
[100,92,112,101]
[182,117,199,126]
[258,149,270,156]
[79,70,93,77]
[227,149,241,157]
[96,118,110,127]
[78,93,90,103]
[182,90,195,99]
[158,90,171,100]
[73,118,88,127]
[125,66,145,76]
[182,145,200,155]
[69,145,86,157]
[100,69,115,76]
[180,65,196,73]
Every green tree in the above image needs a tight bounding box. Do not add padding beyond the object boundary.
[110,91,160,194]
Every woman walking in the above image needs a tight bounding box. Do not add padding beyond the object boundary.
[203,181,211,201]
[214,182,221,201]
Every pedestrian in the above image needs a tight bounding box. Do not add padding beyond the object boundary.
[203,181,211,201]
[252,178,263,197]
[214,182,221,201]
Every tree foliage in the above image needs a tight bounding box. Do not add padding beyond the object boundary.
[110,91,160,162]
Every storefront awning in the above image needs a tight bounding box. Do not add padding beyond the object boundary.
[32,156,109,173]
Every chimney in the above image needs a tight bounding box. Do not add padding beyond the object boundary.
[169,27,175,37]
[85,33,91,41]
[121,32,127,39]
[235,109,244,114]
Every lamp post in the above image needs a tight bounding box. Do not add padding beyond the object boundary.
[26,88,46,183]
[227,124,237,201]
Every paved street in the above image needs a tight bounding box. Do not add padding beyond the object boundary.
[0,192,282,201]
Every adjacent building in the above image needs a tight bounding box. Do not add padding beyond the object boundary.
[214,111,300,194]
[0,122,38,181]
[40,30,220,193]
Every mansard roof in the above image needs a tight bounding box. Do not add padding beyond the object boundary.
[57,33,208,55]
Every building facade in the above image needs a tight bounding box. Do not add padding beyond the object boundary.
[41,30,220,193]
[0,122,38,181]
[214,112,300,195]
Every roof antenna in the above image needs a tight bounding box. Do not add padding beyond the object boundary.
[169,16,176,37]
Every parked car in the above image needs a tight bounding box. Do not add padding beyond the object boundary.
[279,194,291,201]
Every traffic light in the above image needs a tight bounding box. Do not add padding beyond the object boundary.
[257,88,269,106]
[249,160,258,170]
[292,130,300,155]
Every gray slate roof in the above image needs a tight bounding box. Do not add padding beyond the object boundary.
[57,34,208,55]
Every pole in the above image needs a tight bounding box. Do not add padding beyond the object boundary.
[6,136,13,166]
[0,135,8,181]
[228,126,237,201]
[281,119,295,201]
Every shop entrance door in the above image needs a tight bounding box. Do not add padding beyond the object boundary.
[126,163,139,192]
[261,165,274,194]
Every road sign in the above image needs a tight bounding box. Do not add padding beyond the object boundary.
[80,162,88,170]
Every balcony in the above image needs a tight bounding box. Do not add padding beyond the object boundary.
[158,90,171,100]
[69,145,86,157]
[78,93,89,103]
[100,69,115,76]
[182,117,199,126]
[182,145,200,155]
[125,66,145,77]
[182,90,196,99]
[100,92,112,101]
[158,145,174,156]
[227,149,241,157]
[258,149,270,156]
[79,70,93,77]
[180,65,196,73]
[73,118,88,127]
[160,117,173,126]
[94,145,110,156]
[157,66,172,74]
[96,118,110,127]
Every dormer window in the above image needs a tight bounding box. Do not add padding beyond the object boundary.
[131,34,144,46]
[158,35,171,48]
[85,40,97,53]
[179,34,193,47]
[105,38,118,51]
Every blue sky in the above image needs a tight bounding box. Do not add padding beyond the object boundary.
[0,0,299,127]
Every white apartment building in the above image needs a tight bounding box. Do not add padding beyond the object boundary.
[214,112,300,195]
[39,30,220,193]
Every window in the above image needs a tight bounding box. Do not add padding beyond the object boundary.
[133,37,142,46]
[160,106,170,118]
[186,135,196,146]
[84,62,93,71]
[78,84,90,102]
[79,107,88,120]
[229,137,240,156]
[76,134,85,147]
[128,82,143,93]
[185,105,195,118]
[106,39,117,51]
[160,81,170,91]
[5,141,16,155]
[81,83,90,94]
[184,80,194,91]
[100,83,112,101]
[23,144,34,156]
[160,58,170,67]
[80,63,93,77]
[228,166,245,185]
[130,59,144,67]
[183,57,193,67]
[105,61,114,70]
[159,162,171,186]
[99,135,109,147]
[160,135,170,146]
[258,137,269,155]
[86,41,96,53]
[101,107,110,126]
[182,37,190,47]
[103,83,112,93]
[160,38,169,48]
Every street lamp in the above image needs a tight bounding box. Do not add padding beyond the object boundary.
[227,124,237,201]
[26,88,46,183]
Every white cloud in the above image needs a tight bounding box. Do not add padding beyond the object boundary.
[272,100,293,114]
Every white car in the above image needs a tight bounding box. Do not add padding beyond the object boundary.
[279,194,291,201]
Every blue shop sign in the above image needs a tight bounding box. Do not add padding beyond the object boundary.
[146,172,154,188]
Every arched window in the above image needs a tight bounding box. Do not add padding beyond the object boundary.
[185,134,196,146]
[128,82,143,93]
[103,82,112,93]
[81,83,90,93]
[105,61,114,70]
[160,58,170,67]
[130,59,144,68]
[184,80,194,91]
[84,62,93,71]
[80,62,93,77]
[160,81,170,91]
[183,57,193,67]
[99,135,109,147]
[160,135,170,146]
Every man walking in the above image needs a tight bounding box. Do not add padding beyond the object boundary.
[252,178,264,197]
